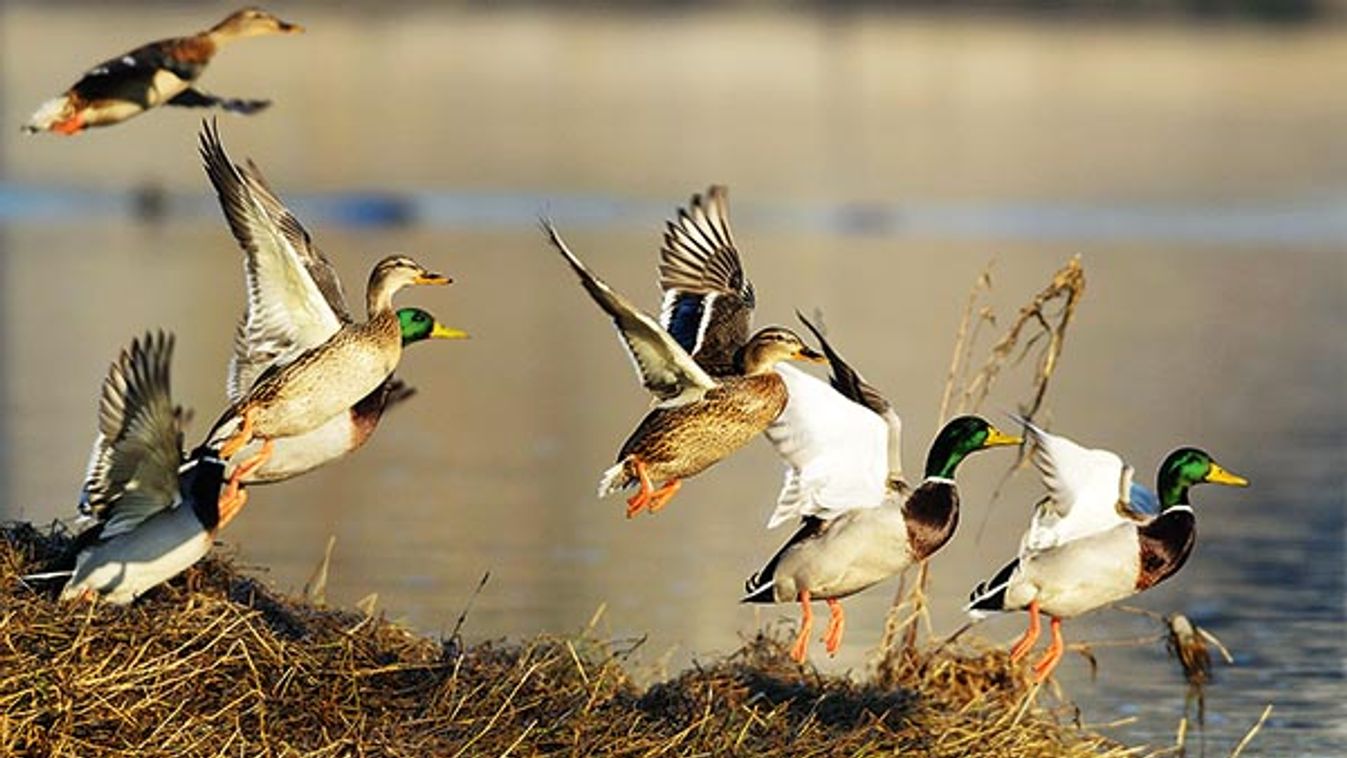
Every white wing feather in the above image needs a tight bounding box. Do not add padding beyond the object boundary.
[762,364,889,528]
[1020,419,1133,552]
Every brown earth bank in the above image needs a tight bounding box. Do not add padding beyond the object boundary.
[0,521,1141,757]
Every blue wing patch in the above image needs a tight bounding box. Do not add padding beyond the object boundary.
[1127,481,1161,517]
[663,292,704,354]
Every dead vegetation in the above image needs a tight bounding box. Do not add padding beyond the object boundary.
[2,522,1138,757]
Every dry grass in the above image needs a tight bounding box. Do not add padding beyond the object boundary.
[1,522,1141,757]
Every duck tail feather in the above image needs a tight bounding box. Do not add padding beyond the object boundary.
[966,558,1019,618]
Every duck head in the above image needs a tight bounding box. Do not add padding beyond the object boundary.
[367,255,450,314]
[736,327,827,375]
[210,7,305,41]
[924,415,1021,479]
[397,307,468,345]
[1158,448,1248,507]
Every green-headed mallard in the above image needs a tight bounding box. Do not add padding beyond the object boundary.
[198,123,465,486]
[199,127,451,501]
[58,333,234,604]
[967,427,1248,683]
[24,7,302,135]
[542,220,826,518]
[743,316,1020,661]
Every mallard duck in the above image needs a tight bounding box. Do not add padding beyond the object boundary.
[57,333,240,604]
[743,317,1020,661]
[199,130,449,500]
[23,7,301,135]
[967,432,1248,683]
[657,186,756,377]
[199,123,465,485]
[542,220,826,518]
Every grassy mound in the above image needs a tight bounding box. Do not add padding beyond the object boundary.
[1,522,1132,756]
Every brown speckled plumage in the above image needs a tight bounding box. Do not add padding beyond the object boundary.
[615,373,787,486]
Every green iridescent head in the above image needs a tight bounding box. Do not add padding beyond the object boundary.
[397,307,468,346]
[924,415,1022,479]
[1157,447,1248,507]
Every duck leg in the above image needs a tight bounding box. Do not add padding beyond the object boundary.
[219,407,257,460]
[822,598,846,656]
[1008,599,1042,662]
[625,459,656,518]
[52,115,86,135]
[216,440,273,529]
[645,479,683,514]
[1031,616,1066,683]
[790,590,814,662]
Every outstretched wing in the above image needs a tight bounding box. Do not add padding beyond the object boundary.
[199,120,348,403]
[763,364,889,528]
[657,186,755,375]
[1019,417,1135,552]
[795,312,905,486]
[543,220,717,407]
[78,332,186,539]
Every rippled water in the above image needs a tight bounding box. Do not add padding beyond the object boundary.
[2,5,1344,754]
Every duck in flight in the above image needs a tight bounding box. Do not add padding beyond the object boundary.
[24,7,302,135]
[542,206,825,518]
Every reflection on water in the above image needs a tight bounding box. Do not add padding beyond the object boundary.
[2,5,1344,755]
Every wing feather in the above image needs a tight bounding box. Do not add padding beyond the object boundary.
[763,364,888,528]
[78,332,186,539]
[199,120,347,403]
[1019,418,1135,552]
[543,220,716,406]
[656,186,755,373]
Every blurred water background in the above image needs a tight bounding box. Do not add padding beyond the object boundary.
[1,2,1344,754]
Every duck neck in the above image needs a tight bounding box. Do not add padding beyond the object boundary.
[924,443,967,481]
[366,276,398,318]
[1159,470,1192,509]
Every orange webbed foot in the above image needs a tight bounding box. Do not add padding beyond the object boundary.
[51,113,86,135]
[645,479,683,514]
[624,458,657,518]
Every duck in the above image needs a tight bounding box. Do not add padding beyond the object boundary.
[198,128,450,501]
[542,220,826,518]
[656,186,757,377]
[57,333,242,604]
[198,122,466,485]
[23,7,302,135]
[967,436,1248,683]
[743,316,1021,662]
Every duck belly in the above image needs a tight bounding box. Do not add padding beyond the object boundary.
[232,410,363,484]
[622,376,786,482]
[61,509,211,605]
[254,340,398,439]
[1010,525,1142,618]
[773,509,911,602]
